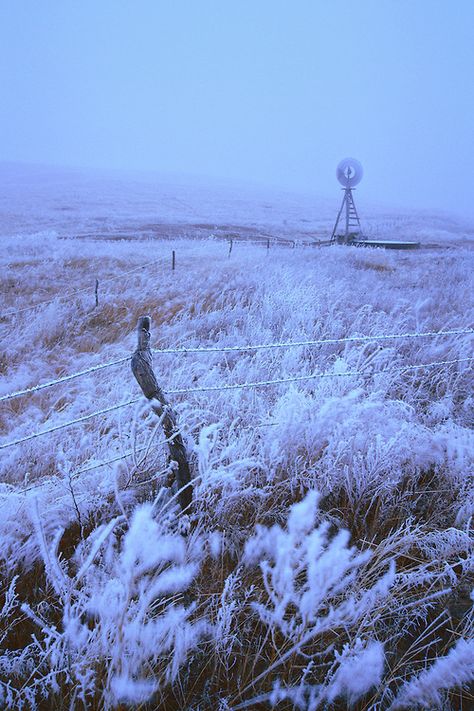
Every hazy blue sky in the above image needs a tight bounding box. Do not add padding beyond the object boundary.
[1,1,473,216]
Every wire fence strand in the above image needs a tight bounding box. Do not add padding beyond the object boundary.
[0,356,131,402]
[166,356,474,394]
[1,327,472,403]
[0,444,154,496]
[0,397,140,450]
[1,257,165,318]
[152,326,474,353]
[1,356,472,452]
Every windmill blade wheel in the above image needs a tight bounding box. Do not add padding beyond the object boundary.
[336,157,363,188]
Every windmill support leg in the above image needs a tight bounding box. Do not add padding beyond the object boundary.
[331,194,346,242]
[331,188,363,244]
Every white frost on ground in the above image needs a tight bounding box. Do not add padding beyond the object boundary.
[0,168,473,708]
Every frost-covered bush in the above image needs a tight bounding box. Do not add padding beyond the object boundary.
[1,503,206,709]
[244,491,394,640]
[239,491,394,708]
[389,637,474,710]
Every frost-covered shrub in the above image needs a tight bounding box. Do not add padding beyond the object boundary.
[5,504,206,709]
[240,491,394,708]
[244,491,394,639]
[389,637,474,710]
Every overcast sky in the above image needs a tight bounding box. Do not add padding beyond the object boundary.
[1,1,473,216]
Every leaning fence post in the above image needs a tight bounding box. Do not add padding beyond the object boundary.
[131,316,192,511]
[228,238,233,257]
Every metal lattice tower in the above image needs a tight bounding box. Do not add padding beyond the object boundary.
[331,158,364,243]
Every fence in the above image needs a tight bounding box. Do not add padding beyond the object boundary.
[1,326,472,448]
[1,236,327,320]
[2,233,473,501]
[1,256,166,318]
[1,317,472,506]
[1,327,473,405]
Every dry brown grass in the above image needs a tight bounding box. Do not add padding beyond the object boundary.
[82,298,187,346]
[0,351,8,375]
[356,260,395,273]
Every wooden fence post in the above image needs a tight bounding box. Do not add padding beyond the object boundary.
[172,250,176,271]
[131,316,192,511]
[267,238,270,252]
[228,238,233,257]
[95,279,99,307]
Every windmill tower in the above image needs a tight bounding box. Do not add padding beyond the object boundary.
[331,158,365,243]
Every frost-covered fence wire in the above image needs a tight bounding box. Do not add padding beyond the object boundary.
[1,327,473,403]
[167,356,474,393]
[0,356,131,402]
[1,355,472,452]
[151,327,474,354]
[2,447,151,496]
[1,237,308,319]
[1,257,166,318]
[8,436,186,496]
[0,397,140,449]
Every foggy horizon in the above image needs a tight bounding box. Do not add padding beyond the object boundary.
[1,1,473,218]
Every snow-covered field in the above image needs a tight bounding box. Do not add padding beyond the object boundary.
[0,169,473,709]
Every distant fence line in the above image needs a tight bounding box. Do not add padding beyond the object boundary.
[1,257,166,318]
[1,237,319,319]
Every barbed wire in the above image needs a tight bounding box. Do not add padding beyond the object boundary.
[0,444,155,496]
[1,355,472,452]
[166,356,473,394]
[1,327,472,403]
[0,397,140,450]
[152,327,474,354]
[0,356,131,401]
[1,258,165,318]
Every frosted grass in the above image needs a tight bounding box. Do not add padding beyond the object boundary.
[0,225,473,708]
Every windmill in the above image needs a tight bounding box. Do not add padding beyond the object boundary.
[331,158,365,243]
